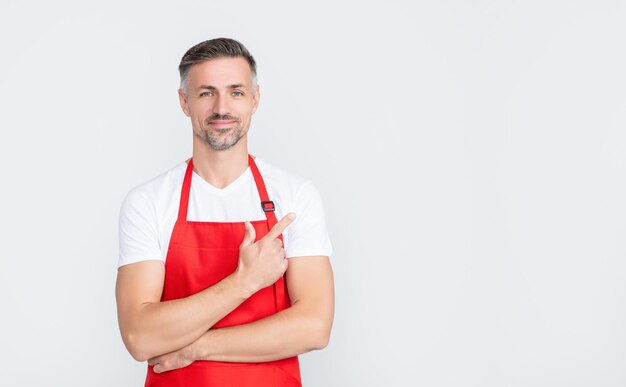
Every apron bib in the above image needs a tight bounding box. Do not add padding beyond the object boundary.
[144,155,301,387]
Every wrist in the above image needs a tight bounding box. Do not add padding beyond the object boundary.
[193,330,216,361]
[231,269,257,299]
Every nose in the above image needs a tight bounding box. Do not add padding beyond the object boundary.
[213,94,230,116]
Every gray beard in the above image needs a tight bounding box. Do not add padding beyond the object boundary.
[196,126,244,151]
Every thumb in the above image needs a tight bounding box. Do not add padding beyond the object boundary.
[240,221,256,247]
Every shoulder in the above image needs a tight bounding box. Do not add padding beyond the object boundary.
[253,156,327,224]
[121,161,187,210]
[118,161,187,267]
[253,156,313,198]
[253,157,332,258]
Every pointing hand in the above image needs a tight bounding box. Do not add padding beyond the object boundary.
[236,213,296,295]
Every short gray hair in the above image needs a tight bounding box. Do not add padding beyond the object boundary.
[178,38,257,94]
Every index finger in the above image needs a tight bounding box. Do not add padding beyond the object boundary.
[264,212,296,241]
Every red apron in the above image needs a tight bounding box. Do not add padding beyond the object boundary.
[145,155,302,387]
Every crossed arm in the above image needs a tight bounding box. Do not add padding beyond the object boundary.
[147,255,334,373]
[115,217,334,371]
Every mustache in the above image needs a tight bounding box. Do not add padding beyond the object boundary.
[206,114,238,123]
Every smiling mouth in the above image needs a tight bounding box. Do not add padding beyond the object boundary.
[209,120,237,128]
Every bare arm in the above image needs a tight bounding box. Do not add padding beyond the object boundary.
[148,255,335,372]
[116,214,296,362]
[115,261,251,362]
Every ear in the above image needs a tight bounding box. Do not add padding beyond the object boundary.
[251,84,260,115]
[178,89,191,117]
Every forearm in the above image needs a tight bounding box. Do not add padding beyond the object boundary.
[192,302,331,363]
[120,273,252,361]
[147,256,335,373]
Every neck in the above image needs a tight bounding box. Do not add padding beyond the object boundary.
[191,135,250,189]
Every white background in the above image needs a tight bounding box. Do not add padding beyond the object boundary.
[1,0,625,386]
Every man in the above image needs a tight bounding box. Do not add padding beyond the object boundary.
[116,38,334,386]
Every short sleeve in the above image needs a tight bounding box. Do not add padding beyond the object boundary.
[285,181,333,258]
[118,189,164,267]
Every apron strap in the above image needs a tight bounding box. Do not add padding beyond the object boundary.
[248,154,279,230]
[248,155,288,313]
[178,156,280,228]
[178,157,194,222]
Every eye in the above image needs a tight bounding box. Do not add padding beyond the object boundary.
[232,91,244,97]
[199,91,214,97]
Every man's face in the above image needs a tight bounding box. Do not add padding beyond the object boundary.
[179,57,259,151]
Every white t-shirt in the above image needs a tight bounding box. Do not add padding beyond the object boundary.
[118,157,332,267]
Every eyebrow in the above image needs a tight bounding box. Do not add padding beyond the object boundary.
[197,84,247,91]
